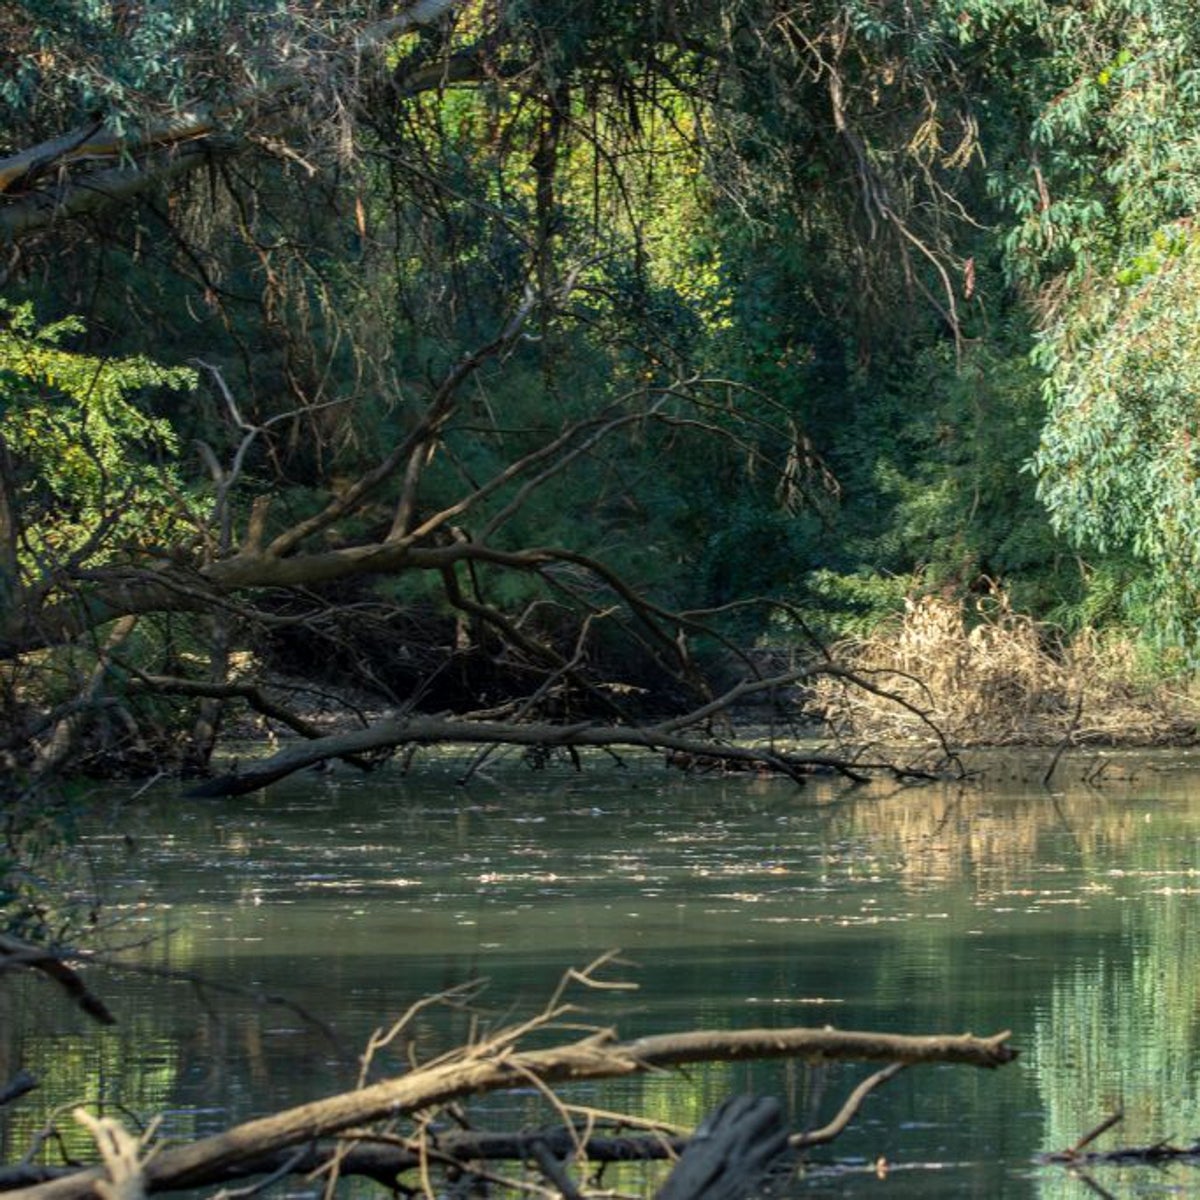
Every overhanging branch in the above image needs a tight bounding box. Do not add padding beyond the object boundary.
[185,666,955,797]
[0,0,468,242]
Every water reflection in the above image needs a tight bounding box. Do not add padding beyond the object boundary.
[5,750,1200,1195]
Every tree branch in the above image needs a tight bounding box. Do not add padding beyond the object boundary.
[3,1026,1014,1200]
[0,1,469,241]
[793,1062,906,1148]
[0,936,115,1026]
[186,679,956,797]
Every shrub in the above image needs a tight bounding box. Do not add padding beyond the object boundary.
[815,589,1197,746]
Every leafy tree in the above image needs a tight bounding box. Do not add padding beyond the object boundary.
[966,0,1200,647]
[0,0,1113,783]
[1032,226,1200,648]
[0,301,196,581]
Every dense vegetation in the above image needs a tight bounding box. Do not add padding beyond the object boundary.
[3,0,1200,797]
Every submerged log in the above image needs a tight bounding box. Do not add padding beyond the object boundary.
[1042,1109,1200,1169]
[1045,1141,1200,1166]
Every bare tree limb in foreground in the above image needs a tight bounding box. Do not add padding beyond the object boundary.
[2,952,1016,1197]
[4,1015,1016,1199]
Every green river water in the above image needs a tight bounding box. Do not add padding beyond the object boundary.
[5,748,1200,1197]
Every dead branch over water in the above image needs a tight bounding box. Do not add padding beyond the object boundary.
[0,1017,1017,1200]
[0,936,114,1027]
[187,684,959,797]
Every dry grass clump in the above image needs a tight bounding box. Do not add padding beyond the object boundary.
[815,591,1199,746]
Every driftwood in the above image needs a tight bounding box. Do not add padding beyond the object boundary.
[653,1062,908,1197]
[1,1133,685,1193]
[1047,1140,1200,1166]
[3,1024,1016,1200]
[1042,1108,1200,1171]
[0,1077,898,1197]
[71,1112,150,1200]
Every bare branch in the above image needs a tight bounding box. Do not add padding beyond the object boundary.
[0,935,115,1026]
[3,1024,1015,1200]
[793,1062,906,1148]
[187,683,958,797]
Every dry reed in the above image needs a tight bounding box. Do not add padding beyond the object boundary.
[814,590,1199,746]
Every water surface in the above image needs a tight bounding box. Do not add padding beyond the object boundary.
[5,748,1200,1197]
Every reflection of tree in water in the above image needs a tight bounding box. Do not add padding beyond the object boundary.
[1032,888,1200,1195]
[820,764,1200,1195]
[0,909,359,1164]
[1,983,185,1161]
[835,765,1200,897]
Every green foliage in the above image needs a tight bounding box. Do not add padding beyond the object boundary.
[0,301,196,569]
[803,568,915,639]
[0,0,309,138]
[786,328,1078,637]
[1032,226,1200,644]
[13,0,1200,718]
[986,0,1200,290]
[905,0,1200,649]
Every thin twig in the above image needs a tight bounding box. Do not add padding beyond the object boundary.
[792,1063,906,1148]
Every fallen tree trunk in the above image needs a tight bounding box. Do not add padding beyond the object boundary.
[0,1130,712,1193]
[185,712,873,795]
[4,1025,1016,1200]
[186,664,956,797]
[0,1068,904,1195]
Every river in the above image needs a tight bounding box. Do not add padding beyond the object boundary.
[4,747,1200,1197]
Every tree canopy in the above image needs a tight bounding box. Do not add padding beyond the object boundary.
[2,0,1199,785]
